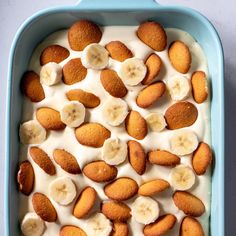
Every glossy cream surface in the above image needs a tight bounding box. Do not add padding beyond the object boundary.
[19,26,211,236]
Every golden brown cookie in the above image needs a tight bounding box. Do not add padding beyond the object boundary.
[168,40,191,73]
[137,21,167,51]
[73,187,97,219]
[60,225,87,236]
[138,179,170,196]
[180,216,205,236]
[105,41,133,62]
[173,191,205,217]
[144,214,177,236]
[104,177,138,201]
[136,81,166,108]
[21,71,45,102]
[53,149,81,174]
[110,221,129,236]
[128,140,146,175]
[29,147,56,175]
[100,69,127,98]
[40,45,69,66]
[75,123,111,148]
[68,20,102,51]
[101,201,131,221]
[148,150,180,166]
[192,142,212,175]
[63,58,87,85]
[17,161,34,195]
[36,107,66,130]
[32,192,57,222]
[125,110,147,140]
[191,71,208,103]
[165,101,198,130]
[142,53,162,85]
[83,161,117,182]
[66,89,100,108]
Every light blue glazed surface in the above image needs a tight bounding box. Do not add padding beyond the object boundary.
[5,0,224,235]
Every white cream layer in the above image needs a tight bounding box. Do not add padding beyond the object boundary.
[19,26,211,236]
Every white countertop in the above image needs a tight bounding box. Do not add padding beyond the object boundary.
[0,0,233,235]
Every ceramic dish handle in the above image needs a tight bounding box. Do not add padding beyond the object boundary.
[76,0,160,9]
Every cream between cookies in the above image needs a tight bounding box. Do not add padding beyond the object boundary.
[19,26,211,236]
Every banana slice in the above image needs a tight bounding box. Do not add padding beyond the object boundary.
[19,120,47,144]
[86,213,112,236]
[131,196,159,225]
[40,62,62,86]
[81,43,109,70]
[102,138,127,165]
[170,165,196,190]
[119,58,147,86]
[49,176,76,205]
[102,98,128,126]
[21,212,45,236]
[170,130,198,156]
[146,112,166,132]
[60,101,85,128]
[167,75,190,101]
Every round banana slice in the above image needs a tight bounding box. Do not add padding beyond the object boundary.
[167,75,190,101]
[86,213,112,236]
[19,120,47,144]
[81,43,109,70]
[102,98,128,126]
[60,101,85,128]
[146,112,167,132]
[131,196,159,225]
[119,58,147,86]
[102,138,127,165]
[170,165,196,190]
[49,176,76,205]
[170,130,198,156]
[21,212,45,236]
[40,62,62,86]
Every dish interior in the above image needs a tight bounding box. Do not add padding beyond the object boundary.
[7,7,223,236]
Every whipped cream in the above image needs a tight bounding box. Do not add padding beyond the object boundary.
[19,26,211,236]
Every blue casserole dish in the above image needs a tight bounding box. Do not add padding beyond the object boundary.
[5,0,224,235]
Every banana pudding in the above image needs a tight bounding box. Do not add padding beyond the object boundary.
[17,20,212,236]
